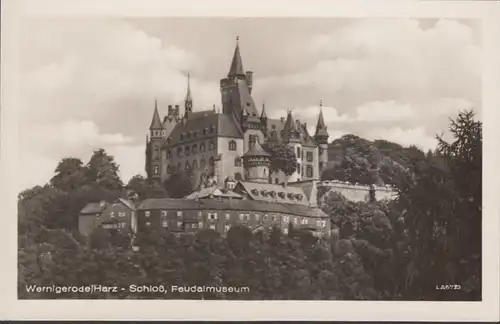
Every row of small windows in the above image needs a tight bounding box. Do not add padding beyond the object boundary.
[142,210,327,228]
[178,125,217,141]
[167,157,215,174]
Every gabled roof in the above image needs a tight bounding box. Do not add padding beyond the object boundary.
[282,110,300,142]
[314,106,329,138]
[80,202,108,215]
[117,198,136,210]
[184,186,243,200]
[265,118,317,147]
[149,100,164,130]
[228,40,245,77]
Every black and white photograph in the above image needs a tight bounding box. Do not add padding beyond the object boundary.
[1,0,499,321]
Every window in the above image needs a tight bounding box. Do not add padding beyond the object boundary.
[208,212,218,220]
[307,165,313,178]
[203,128,207,135]
[293,217,298,224]
[110,212,115,218]
[209,224,216,230]
[177,211,183,217]
[145,211,150,217]
[271,215,277,222]
[192,144,198,154]
[246,214,250,221]
[275,178,279,184]
[209,141,215,151]
[248,134,258,148]
[177,221,183,228]
[225,213,230,220]
[297,163,301,174]
[198,221,203,228]
[167,150,171,158]
[200,142,206,152]
[201,159,206,169]
[192,159,198,169]
[229,140,237,151]
[297,147,301,157]
[235,172,242,181]
[283,215,290,223]
[234,157,242,167]
[162,220,168,228]
[118,212,126,217]
[154,165,159,175]
[177,162,181,171]
[255,214,261,221]
[177,147,182,157]
[263,214,269,221]
[239,214,244,221]
[197,211,203,218]
[146,222,151,226]
[301,218,308,225]
[192,223,198,229]
[319,162,324,171]
[185,146,190,156]
[185,161,190,170]
[283,228,289,235]
[224,225,230,233]
[319,148,324,156]
[161,210,167,216]
[209,157,214,166]
[307,151,313,162]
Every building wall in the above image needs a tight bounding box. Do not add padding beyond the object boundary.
[78,214,99,236]
[96,203,135,234]
[301,146,319,181]
[216,137,244,182]
[318,143,329,176]
[243,128,265,153]
[137,207,330,237]
[163,136,219,180]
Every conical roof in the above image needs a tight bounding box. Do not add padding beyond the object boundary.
[282,110,299,142]
[228,37,245,77]
[261,102,267,118]
[243,140,271,158]
[185,74,192,103]
[314,102,329,138]
[149,99,163,130]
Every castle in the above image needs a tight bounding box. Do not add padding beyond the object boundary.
[144,38,329,187]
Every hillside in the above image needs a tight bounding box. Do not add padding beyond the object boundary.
[322,134,428,186]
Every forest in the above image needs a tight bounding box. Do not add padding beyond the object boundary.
[18,110,482,300]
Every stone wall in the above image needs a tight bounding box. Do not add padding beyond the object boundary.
[317,180,397,202]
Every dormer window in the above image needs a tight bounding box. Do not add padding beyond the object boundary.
[261,189,267,196]
[269,191,276,198]
[278,192,286,199]
[287,193,294,199]
[192,144,198,154]
[203,128,208,135]
[234,157,241,167]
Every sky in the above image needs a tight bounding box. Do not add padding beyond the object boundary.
[18,17,482,191]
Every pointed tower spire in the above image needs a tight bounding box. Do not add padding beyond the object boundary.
[261,101,267,118]
[228,36,245,77]
[314,100,329,144]
[316,100,327,130]
[283,109,300,143]
[184,74,193,117]
[149,98,163,130]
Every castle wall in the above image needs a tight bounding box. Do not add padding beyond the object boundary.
[216,137,244,181]
[318,181,397,202]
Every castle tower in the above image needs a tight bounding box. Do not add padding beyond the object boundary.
[242,140,271,184]
[282,109,302,182]
[146,99,164,181]
[314,101,329,177]
[260,102,268,135]
[184,74,193,119]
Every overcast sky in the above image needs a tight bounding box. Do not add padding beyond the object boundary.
[18,17,481,191]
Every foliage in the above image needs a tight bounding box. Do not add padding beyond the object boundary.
[163,170,195,198]
[126,174,168,199]
[323,134,426,186]
[396,110,482,300]
[262,142,298,178]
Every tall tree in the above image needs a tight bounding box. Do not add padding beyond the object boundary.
[50,158,88,191]
[164,170,194,198]
[398,110,482,300]
[86,148,123,192]
[262,142,298,183]
[126,174,167,199]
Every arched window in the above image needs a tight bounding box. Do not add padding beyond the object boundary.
[167,149,171,158]
[200,142,206,152]
[154,165,159,175]
[192,144,198,154]
[228,140,237,151]
[209,157,214,166]
[192,159,198,169]
[235,172,243,181]
[185,161,190,170]
[209,141,215,151]
[234,157,242,167]
[271,131,277,139]
[177,147,182,157]
[296,147,301,158]
[200,158,206,169]
[177,162,181,171]
[185,146,190,156]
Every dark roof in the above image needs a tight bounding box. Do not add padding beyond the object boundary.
[80,202,107,215]
[243,140,271,158]
[235,181,310,206]
[165,111,243,147]
[314,107,329,138]
[138,197,328,218]
[185,74,192,103]
[117,198,136,210]
[266,118,317,147]
[228,42,245,77]
[231,79,259,117]
[261,103,267,118]
[149,100,163,130]
[184,186,243,200]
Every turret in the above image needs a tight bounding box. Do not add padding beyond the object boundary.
[282,110,302,182]
[242,140,271,183]
[146,99,164,181]
[314,101,329,175]
[260,102,268,135]
[149,98,164,138]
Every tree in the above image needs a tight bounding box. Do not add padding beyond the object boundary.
[262,142,298,182]
[126,174,167,199]
[397,110,482,300]
[50,158,88,191]
[86,148,123,192]
[164,170,195,198]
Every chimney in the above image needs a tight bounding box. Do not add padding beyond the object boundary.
[280,117,285,123]
[245,71,253,94]
[168,105,173,116]
[174,105,180,116]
